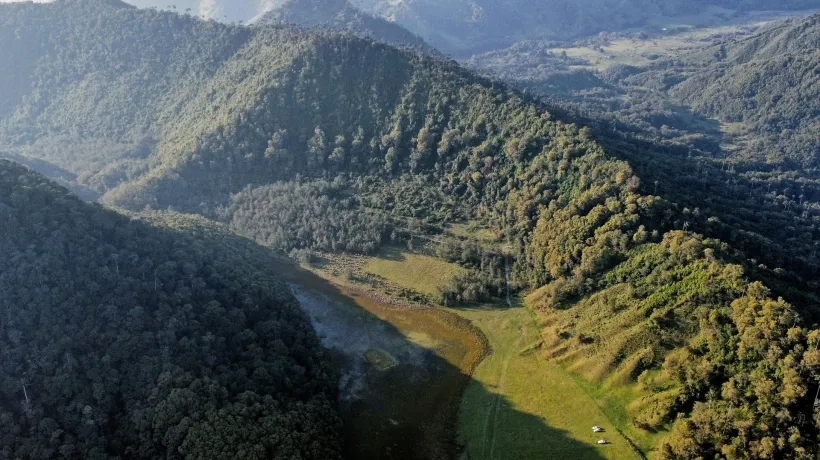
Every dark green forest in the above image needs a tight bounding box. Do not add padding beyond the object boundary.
[1,1,820,458]
[469,14,820,287]
[0,160,341,459]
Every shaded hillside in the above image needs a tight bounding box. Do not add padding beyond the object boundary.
[257,0,433,52]
[0,0,253,190]
[0,160,342,458]
[668,15,820,167]
[2,2,820,457]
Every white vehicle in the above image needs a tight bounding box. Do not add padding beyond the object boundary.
[592,426,603,432]
[597,439,608,445]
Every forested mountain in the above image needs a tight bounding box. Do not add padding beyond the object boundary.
[0,160,342,458]
[668,15,820,167]
[257,0,432,52]
[2,1,820,458]
[468,14,820,268]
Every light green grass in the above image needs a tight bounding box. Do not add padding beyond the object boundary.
[566,370,670,457]
[363,247,466,296]
[549,17,775,70]
[531,281,672,455]
[455,307,642,460]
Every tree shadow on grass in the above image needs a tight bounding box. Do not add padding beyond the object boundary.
[376,245,408,262]
[275,260,608,460]
[462,393,612,460]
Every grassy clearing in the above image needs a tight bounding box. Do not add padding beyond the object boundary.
[448,221,498,243]
[565,370,671,457]
[456,306,642,460]
[552,30,718,70]
[296,247,665,458]
[272,256,489,460]
[363,246,466,296]
[548,12,794,70]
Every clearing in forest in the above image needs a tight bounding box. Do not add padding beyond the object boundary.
[363,246,466,296]
[548,9,814,70]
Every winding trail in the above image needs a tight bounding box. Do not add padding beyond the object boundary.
[482,325,526,460]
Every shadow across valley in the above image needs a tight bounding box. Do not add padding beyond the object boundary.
[270,257,608,460]
[0,152,101,201]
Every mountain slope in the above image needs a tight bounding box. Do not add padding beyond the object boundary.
[667,15,820,167]
[257,0,433,52]
[0,159,342,458]
[2,2,820,457]
[466,14,820,279]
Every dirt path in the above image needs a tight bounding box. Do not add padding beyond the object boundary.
[482,326,525,460]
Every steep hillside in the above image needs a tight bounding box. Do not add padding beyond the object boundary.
[668,15,820,167]
[0,159,342,458]
[257,0,432,52]
[2,2,820,457]
[467,14,820,283]
[0,0,253,190]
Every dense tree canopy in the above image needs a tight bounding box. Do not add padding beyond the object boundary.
[0,160,342,459]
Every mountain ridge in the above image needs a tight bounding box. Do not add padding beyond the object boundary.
[256,0,434,52]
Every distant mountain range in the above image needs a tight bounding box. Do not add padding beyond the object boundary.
[124,0,820,55]
[257,0,433,52]
[468,12,819,169]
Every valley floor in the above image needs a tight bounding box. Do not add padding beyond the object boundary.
[303,245,664,459]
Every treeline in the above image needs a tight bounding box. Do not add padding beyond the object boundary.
[219,180,390,254]
[470,14,820,293]
[0,160,342,459]
[540,231,820,458]
[434,238,508,305]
